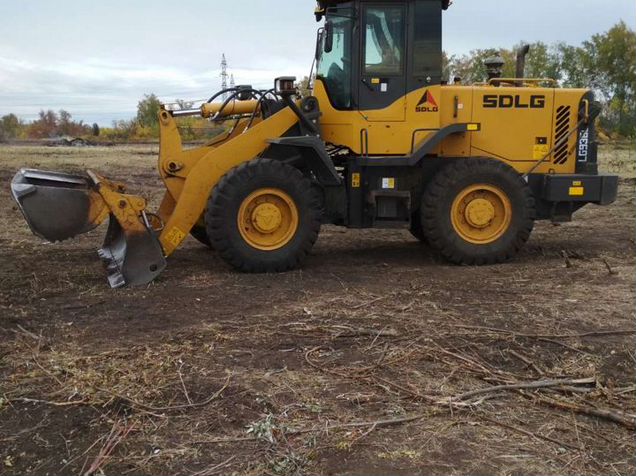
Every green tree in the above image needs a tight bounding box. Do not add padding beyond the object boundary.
[557,43,590,88]
[137,94,162,129]
[92,123,100,136]
[296,76,312,98]
[1,113,21,139]
[584,21,636,136]
[58,110,73,135]
[28,110,58,138]
[523,42,562,80]
[447,48,515,84]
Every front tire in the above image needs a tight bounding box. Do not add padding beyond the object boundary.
[421,159,535,265]
[190,223,212,248]
[206,159,322,272]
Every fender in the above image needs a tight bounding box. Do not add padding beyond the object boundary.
[267,136,342,186]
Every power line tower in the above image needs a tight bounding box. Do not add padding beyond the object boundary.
[220,54,228,100]
[230,74,235,90]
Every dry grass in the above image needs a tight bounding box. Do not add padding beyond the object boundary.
[0,142,634,475]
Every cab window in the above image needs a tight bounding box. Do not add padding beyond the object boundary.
[316,14,353,109]
[363,6,405,76]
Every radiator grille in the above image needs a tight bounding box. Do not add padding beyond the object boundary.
[553,105,571,165]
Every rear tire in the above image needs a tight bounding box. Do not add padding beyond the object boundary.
[409,210,427,244]
[206,159,322,272]
[421,158,535,265]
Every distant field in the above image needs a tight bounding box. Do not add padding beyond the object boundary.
[599,141,636,178]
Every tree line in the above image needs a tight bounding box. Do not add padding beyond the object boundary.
[1,21,634,142]
[0,110,99,142]
[0,94,221,143]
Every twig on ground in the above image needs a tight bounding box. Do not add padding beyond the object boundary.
[445,378,596,403]
[9,397,89,407]
[14,324,40,340]
[538,338,591,355]
[190,455,237,476]
[431,342,494,374]
[334,327,399,339]
[99,374,231,413]
[603,259,619,275]
[507,349,545,376]
[82,418,135,476]
[533,395,636,430]
[450,324,636,339]
[478,415,582,451]
[348,423,378,447]
[177,361,193,405]
[351,294,390,310]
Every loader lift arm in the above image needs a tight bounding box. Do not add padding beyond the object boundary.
[12,82,313,287]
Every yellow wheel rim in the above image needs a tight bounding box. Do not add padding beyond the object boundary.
[451,184,512,245]
[238,188,299,251]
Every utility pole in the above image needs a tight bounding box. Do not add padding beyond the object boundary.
[230,74,235,90]
[220,54,228,100]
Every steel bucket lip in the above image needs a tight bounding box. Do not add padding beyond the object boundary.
[14,168,90,186]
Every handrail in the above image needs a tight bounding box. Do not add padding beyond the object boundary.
[488,77,558,87]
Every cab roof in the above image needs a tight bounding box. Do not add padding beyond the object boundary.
[317,0,451,10]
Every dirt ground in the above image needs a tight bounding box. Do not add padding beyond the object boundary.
[0,143,634,476]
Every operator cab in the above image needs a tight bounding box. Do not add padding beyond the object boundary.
[315,0,448,115]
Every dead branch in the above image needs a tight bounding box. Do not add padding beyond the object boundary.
[446,378,596,402]
[334,327,399,339]
[533,395,636,430]
[538,338,591,355]
[191,455,237,476]
[507,349,545,376]
[351,294,390,310]
[478,415,582,451]
[9,397,89,407]
[83,418,135,476]
[450,324,636,339]
[99,374,231,413]
[603,259,619,275]
[13,324,40,340]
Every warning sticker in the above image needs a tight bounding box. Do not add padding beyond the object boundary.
[352,173,361,188]
[166,227,186,247]
[533,144,550,160]
[382,178,396,190]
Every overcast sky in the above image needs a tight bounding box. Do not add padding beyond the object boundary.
[0,0,633,126]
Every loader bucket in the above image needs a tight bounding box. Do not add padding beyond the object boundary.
[98,218,167,289]
[11,169,104,242]
[11,169,167,289]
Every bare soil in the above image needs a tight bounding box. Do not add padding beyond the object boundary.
[0,144,634,476]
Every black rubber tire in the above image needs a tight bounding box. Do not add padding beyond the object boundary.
[190,223,213,248]
[409,210,427,244]
[206,158,322,273]
[421,158,535,265]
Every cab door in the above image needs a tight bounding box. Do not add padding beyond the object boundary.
[358,3,407,122]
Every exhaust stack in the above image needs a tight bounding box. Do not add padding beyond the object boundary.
[516,44,531,85]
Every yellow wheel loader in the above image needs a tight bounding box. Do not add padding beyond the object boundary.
[11,0,619,288]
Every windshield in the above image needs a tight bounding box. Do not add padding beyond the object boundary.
[316,13,353,109]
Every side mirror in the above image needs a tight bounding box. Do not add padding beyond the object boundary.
[324,20,334,54]
[315,28,324,61]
